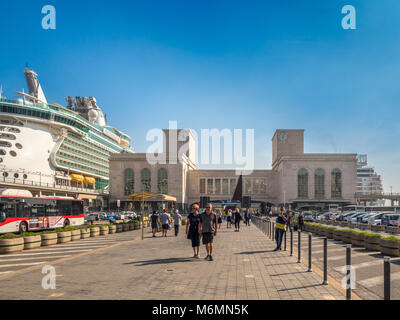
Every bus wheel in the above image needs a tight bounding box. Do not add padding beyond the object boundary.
[19,222,28,234]
[64,219,70,227]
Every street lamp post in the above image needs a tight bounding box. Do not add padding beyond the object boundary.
[142,180,150,241]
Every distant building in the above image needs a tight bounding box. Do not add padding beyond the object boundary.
[357,154,384,205]
[109,129,358,212]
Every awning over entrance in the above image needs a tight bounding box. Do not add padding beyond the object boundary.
[126,192,177,202]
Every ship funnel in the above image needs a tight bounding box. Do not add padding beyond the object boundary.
[24,68,48,104]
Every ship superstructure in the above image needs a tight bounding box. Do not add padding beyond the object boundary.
[0,68,134,191]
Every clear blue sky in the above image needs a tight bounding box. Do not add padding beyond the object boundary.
[1,0,399,192]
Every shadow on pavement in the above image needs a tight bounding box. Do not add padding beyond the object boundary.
[124,257,196,266]
[277,283,324,291]
[271,271,310,277]
[235,250,274,255]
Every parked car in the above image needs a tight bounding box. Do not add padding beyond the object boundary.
[336,212,355,221]
[302,211,314,222]
[350,212,366,223]
[359,213,376,223]
[86,212,100,222]
[381,214,400,227]
[314,212,325,220]
[368,213,388,225]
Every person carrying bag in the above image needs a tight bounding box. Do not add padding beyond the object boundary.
[274,207,287,251]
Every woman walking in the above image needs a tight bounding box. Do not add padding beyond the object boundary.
[226,209,232,229]
[186,204,201,258]
[150,210,160,237]
[234,208,242,232]
[217,210,223,230]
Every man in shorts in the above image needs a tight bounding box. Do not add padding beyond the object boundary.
[160,209,171,237]
[199,203,217,261]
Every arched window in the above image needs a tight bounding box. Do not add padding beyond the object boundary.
[314,169,325,199]
[331,169,342,199]
[124,169,134,196]
[141,168,151,192]
[158,168,168,194]
[298,169,308,198]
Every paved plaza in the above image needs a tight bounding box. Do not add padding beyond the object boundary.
[0,222,346,300]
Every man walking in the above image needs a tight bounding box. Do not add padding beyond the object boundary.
[199,203,217,261]
[274,207,287,251]
[173,209,182,236]
[160,209,171,237]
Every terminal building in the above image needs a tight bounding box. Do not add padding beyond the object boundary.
[109,129,358,212]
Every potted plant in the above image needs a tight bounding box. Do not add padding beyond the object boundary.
[122,222,130,232]
[324,226,336,239]
[88,225,100,237]
[333,229,343,241]
[22,232,42,250]
[56,227,72,244]
[99,224,109,235]
[341,229,353,244]
[40,230,58,246]
[380,236,400,257]
[133,219,140,230]
[116,223,123,233]
[0,233,24,254]
[79,226,91,239]
[365,233,382,251]
[350,231,366,247]
[109,223,117,234]
[127,220,135,231]
[66,226,81,241]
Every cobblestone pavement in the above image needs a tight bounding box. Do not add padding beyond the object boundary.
[0,223,345,300]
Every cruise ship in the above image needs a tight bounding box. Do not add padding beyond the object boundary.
[0,68,134,191]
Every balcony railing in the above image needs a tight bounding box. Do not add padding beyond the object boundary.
[0,176,108,194]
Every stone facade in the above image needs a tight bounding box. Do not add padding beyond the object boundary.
[109,129,357,211]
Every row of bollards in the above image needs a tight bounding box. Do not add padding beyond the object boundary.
[252,217,393,301]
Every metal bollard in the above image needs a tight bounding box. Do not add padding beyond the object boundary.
[346,244,351,300]
[297,230,301,263]
[323,237,328,285]
[284,231,287,251]
[384,256,391,300]
[308,233,312,272]
[290,230,293,256]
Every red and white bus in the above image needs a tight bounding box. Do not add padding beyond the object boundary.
[0,196,84,234]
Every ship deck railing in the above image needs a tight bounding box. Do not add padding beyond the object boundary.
[0,176,108,194]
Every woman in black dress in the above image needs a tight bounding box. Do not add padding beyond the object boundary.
[234,208,242,232]
[186,204,201,258]
[217,210,223,229]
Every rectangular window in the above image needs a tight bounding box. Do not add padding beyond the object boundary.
[0,202,16,218]
[46,200,59,217]
[72,201,83,215]
[245,178,252,195]
[200,179,206,194]
[260,179,267,194]
[222,179,229,194]
[253,179,260,194]
[215,179,221,195]
[58,200,72,215]
[207,179,214,195]
[31,204,46,217]
[16,202,31,218]
[230,179,237,194]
